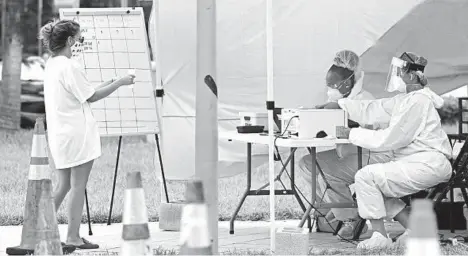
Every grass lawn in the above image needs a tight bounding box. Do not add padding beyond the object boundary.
[148,245,468,255]
[150,245,468,255]
[0,129,311,226]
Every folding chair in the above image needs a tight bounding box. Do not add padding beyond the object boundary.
[418,135,468,232]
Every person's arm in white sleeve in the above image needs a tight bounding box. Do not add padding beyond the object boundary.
[347,94,430,151]
[64,63,96,104]
[337,97,397,127]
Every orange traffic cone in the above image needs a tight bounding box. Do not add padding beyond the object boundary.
[405,199,441,256]
[34,179,63,255]
[6,118,75,255]
[121,172,152,256]
[179,180,213,255]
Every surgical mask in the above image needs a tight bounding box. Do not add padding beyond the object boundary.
[386,76,407,93]
[326,72,354,100]
[327,88,343,101]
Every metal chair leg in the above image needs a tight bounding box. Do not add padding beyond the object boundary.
[352,217,367,240]
[333,221,343,236]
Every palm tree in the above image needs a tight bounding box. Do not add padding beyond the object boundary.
[0,0,26,130]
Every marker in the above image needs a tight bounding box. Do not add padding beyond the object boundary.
[128,69,136,88]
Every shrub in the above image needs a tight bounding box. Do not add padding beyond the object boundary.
[438,96,462,125]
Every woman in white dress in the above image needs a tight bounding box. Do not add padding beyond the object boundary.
[39,19,135,249]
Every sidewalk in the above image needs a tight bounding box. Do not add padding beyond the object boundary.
[0,220,397,255]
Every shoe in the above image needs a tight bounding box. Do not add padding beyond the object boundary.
[316,211,339,233]
[394,229,410,247]
[337,218,368,240]
[357,232,393,249]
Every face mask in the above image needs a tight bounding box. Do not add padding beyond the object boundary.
[387,76,407,93]
[327,88,343,102]
[71,41,83,58]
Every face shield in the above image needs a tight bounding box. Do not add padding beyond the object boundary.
[385,56,425,93]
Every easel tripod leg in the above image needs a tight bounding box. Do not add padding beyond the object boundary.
[85,189,93,235]
[155,134,169,203]
[107,136,123,226]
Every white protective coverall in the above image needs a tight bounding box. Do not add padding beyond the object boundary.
[338,87,452,220]
[298,71,376,221]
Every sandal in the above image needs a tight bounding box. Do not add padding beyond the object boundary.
[61,242,77,254]
[66,238,99,250]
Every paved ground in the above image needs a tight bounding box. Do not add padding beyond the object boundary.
[0,220,407,255]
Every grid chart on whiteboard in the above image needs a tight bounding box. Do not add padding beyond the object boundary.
[60,8,158,136]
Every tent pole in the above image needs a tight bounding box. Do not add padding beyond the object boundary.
[196,0,218,253]
[266,0,276,254]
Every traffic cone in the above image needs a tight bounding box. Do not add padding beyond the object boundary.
[33,179,63,255]
[179,180,213,255]
[121,172,152,256]
[405,199,441,256]
[6,118,75,255]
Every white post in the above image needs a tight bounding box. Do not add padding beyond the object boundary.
[266,0,276,254]
[195,0,218,254]
[151,0,166,204]
[121,0,128,7]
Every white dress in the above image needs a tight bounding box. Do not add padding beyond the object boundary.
[43,56,101,169]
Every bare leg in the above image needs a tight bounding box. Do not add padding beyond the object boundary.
[370,219,387,237]
[53,168,71,212]
[66,160,94,245]
[393,207,411,229]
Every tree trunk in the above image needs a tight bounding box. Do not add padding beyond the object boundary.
[80,0,120,8]
[0,0,24,130]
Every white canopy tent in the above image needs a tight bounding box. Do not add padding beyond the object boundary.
[151,0,429,181]
[149,0,468,253]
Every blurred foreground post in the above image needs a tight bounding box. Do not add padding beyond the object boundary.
[405,199,440,256]
[195,0,218,254]
[179,180,213,255]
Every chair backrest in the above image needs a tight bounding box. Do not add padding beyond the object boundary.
[451,135,468,180]
[458,97,468,137]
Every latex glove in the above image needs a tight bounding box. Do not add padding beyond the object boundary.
[336,126,351,139]
[348,119,360,128]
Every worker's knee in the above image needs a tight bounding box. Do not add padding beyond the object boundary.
[354,166,375,186]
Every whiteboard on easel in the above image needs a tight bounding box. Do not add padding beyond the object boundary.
[59,7,158,137]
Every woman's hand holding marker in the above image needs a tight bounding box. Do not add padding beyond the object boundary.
[117,74,136,87]
[112,71,135,88]
[127,69,136,88]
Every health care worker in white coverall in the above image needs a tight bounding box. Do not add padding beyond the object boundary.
[324,52,452,249]
[298,50,374,239]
